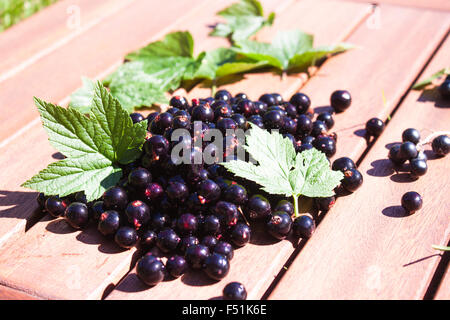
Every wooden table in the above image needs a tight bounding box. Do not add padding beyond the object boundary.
[0,0,448,300]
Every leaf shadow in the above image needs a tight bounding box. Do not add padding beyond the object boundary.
[417,88,450,108]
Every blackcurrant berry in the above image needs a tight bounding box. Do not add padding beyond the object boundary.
[143,182,164,202]
[332,157,356,172]
[402,128,420,144]
[150,112,173,134]
[438,80,450,100]
[176,213,198,235]
[289,93,311,114]
[215,90,232,102]
[223,282,247,300]
[266,211,292,240]
[125,200,150,230]
[202,215,221,235]
[150,212,170,231]
[144,134,169,161]
[138,229,157,251]
[170,95,189,109]
[342,169,363,192]
[136,255,165,286]
[128,168,152,190]
[201,235,218,249]
[179,236,199,254]
[130,112,145,124]
[409,159,427,178]
[330,90,351,112]
[156,229,181,253]
[388,144,406,166]
[173,115,191,130]
[235,99,254,117]
[310,120,327,137]
[431,135,450,156]
[296,114,313,136]
[229,223,251,247]
[115,226,138,249]
[223,185,248,205]
[65,202,89,229]
[166,181,189,203]
[197,179,221,204]
[192,104,214,122]
[274,200,294,216]
[204,253,230,280]
[45,196,68,217]
[253,101,268,115]
[315,196,336,212]
[234,92,248,101]
[259,93,277,106]
[214,201,239,228]
[98,210,121,236]
[185,244,210,269]
[313,136,336,158]
[263,110,284,129]
[166,255,188,278]
[246,195,271,220]
[292,215,315,238]
[317,112,334,129]
[213,241,234,261]
[399,141,418,160]
[365,118,385,137]
[401,191,423,213]
[231,113,247,130]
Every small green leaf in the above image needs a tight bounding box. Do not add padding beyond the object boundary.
[69,77,96,114]
[412,67,450,90]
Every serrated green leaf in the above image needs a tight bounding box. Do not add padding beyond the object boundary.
[412,67,450,90]
[218,0,264,17]
[22,154,122,201]
[68,77,96,114]
[23,82,148,201]
[125,31,194,61]
[221,123,344,201]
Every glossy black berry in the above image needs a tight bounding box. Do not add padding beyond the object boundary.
[342,169,363,192]
[166,255,188,278]
[330,90,351,112]
[204,253,230,280]
[65,202,89,229]
[401,191,423,213]
[317,112,334,129]
[310,120,327,137]
[125,200,150,230]
[170,95,189,109]
[274,200,294,216]
[144,134,169,160]
[292,215,316,238]
[402,128,420,144]
[216,118,238,135]
[173,115,191,130]
[223,282,247,300]
[235,99,254,117]
[115,226,138,249]
[36,193,48,210]
[223,184,248,205]
[130,112,145,124]
[388,144,406,166]
[215,90,232,102]
[246,195,271,220]
[296,114,313,136]
[297,143,313,153]
[282,117,297,134]
[332,157,356,172]
[399,141,418,160]
[102,186,128,211]
[166,181,189,203]
[150,112,173,134]
[136,255,165,286]
[365,118,385,137]
[259,93,277,106]
[202,215,221,235]
[98,210,121,236]
[431,135,450,156]
[176,213,198,235]
[45,196,68,217]
[213,241,234,261]
[156,229,181,253]
[247,115,265,129]
[192,104,214,122]
[214,201,239,228]
[253,101,268,115]
[229,223,251,247]
[409,159,428,178]
[313,136,336,158]
[289,93,311,114]
[143,182,164,202]
[266,211,292,240]
[234,92,248,101]
[201,235,218,249]
[231,113,247,130]
[179,236,199,254]
[197,179,221,204]
[439,80,450,100]
[150,212,170,230]
[146,111,159,125]
[263,110,284,129]
[128,168,152,190]
[185,244,210,269]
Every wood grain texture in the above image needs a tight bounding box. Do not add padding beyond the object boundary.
[269,35,450,300]
[0,0,207,143]
[0,285,40,300]
[345,0,450,11]
[105,0,371,301]
[435,267,450,300]
[299,4,450,164]
[0,216,138,300]
[186,0,372,100]
[0,0,134,81]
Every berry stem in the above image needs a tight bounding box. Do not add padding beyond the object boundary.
[292,194,299,218]
[417,131,450,148]
[211,81,217,98]
[432,244,450,251]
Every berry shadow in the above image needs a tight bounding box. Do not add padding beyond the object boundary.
[417,88,450,109]
[424,150,441,161]
[109,272,150,294]
[366,159,395,177]
[385,142,401,150]
[313,105,334,114]
[390,173,416,183]
[382,205,409,218]
[0,190,48,231]
[45,218,78,234]
[180,269,218,287]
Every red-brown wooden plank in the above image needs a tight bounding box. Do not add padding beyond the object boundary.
[435,268,450,300]
[0,285,39,300]
[346,0,450,11]
[269,34,450,300]
[106,0,371,300]
[0,0,134,82]
[0,0,207,144]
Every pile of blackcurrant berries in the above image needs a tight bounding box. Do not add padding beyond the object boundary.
[36,89,364,290]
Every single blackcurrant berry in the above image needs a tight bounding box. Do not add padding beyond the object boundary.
[292,215,316,238]
[317,112,334,129]
[214,201,239,228]
[259,93,277,106]
[315,196,336,212]
[274,200,294,216]
[98,210,121,236]
[342,169,363,192]
[179,236,199,254]
[332,157,356,172]
[213,241,234,261]
[144,135,169,161]
[204,253,230,280]
[399,141,418,160]
[215,90,232,102]
[156,229,181,253]
[365,118,385,137]
[202,215,221,235]
[143,182,164,202]
[266,211,292,240]
[185,244,210,269]
[223,282,247,300]
[330,90,351,112]
[115,226,138,249]
[170,95,189,109]
[313,136,336,158]
[438,80,450,100]
[409,159,428,178]
[176,213,198,236]
[125,200,150,230]
[166,255,188,278]
[201,235,218,249]
[401,191,423,214]
[130,112,145,124]
[196,179,221,204]
[138,229,157,251]
[388,144,406,166]
[246,195,271,220]
[166,181,189,203]
[402,128,420,144]
[263,110,284,129]
[289,93,311,114]
[310,120,328,137]
[431,135,450,156]
[103,186,128,211]
[223,184,248,205]
[65,202,89,229]
[229,223,251,247]
[128,168,152,190]
[136,255,165,286]
[45,196,68,217]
